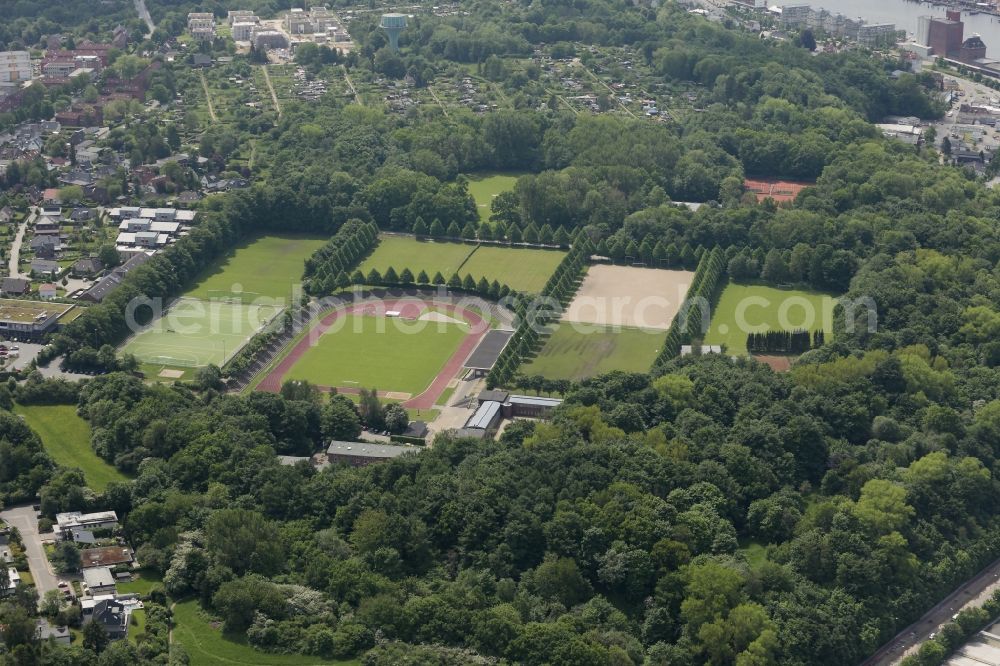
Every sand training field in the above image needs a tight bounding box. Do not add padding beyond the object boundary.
[562,264,695,330]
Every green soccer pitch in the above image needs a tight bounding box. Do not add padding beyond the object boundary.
[283,314,468,395]
[185,235,327,301]
[521,324,663,381]
[120,298,283,368]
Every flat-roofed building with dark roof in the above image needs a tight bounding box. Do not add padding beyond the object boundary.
[477,389,510,405]
[326,441,420,467]
[464,329,514,377]
[403,421,428,439]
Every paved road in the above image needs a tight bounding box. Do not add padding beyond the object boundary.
[8,212,29,279]
[7,342,90,380]
[862,556,1000,665]
[134,0,155,34]
[0,505,60,602]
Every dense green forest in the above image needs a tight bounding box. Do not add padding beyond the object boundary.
[5,0,1000,664]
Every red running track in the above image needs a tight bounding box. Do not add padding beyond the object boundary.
[256,299,486,410]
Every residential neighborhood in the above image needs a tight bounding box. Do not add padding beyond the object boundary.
[0,505,145,647]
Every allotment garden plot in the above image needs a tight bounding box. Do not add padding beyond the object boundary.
[121,298,283,368]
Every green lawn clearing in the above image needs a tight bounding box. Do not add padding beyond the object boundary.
[173,600,358,666]
[117,571,163,596]
[13,404,127,492]
[462,245,565,293]
[436,385,457,407]
[359,235,564,294]
[120,298,283,369]
[358,235,474,281]
[521,324,662,381]
[704,282,837,355]
[465,172,524,220]
[285,314,468,395]
[129,609,146,646]
[186,235,327,302]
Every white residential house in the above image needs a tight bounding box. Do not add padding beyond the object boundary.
[121,218,151,233]
[54,511,118,540]
[3,567,20,594]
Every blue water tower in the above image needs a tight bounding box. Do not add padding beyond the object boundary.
[380,13,407,52]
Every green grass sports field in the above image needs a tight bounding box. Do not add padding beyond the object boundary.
[462,245,565,293]
[173,601,357,666]
[704,282,837,355]
[284,314,468,395]
[120,298,283,368]
[14,404,127,492]
[186,235,327,301]
[358,236,473,281]
[359,236,565,293]
[466,172,523,220]
[521,324,662,381]
[121,235,315,375]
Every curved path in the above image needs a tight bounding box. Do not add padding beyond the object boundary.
[257,299,487,409]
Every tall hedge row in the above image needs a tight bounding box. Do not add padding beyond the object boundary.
[487,236,593,389]
[303,220,379,296]
[653,245,724,367]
